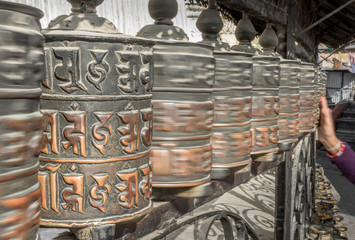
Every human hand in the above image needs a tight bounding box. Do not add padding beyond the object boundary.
[318,96,341,154]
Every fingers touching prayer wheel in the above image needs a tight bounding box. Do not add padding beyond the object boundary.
[0,2,44,239]
[39,0,154,238]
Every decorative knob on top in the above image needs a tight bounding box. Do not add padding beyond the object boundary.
[196,0,223,42]
[259,23,278,53]
[46,0,118,33]
[67,0,104,13]
[148,0,178,25]
[235,12,256,45]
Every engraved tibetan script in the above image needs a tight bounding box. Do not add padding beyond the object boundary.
[92,113,113,155]
[116,169,139,209]
[62,112,87,157]
[39,163,61,212]
[89,173,111,213]
[53,47,87,93]
[116,51,141,93]
[41,110,59,155]
[116,51,153,93]
[117,111,140,153]
[62,165,84,213]
[86,50,109,91]
[141,109,153,147]
[139,164,151,199]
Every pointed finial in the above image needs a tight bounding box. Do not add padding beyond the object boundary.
[148,0,178,25]
[67,0,103,13]
[196,0,223,42]
[235,12,256,45]
[259,23,278,53]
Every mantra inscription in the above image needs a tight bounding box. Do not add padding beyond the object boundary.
[40,39,154,227]
[151,101,213,187]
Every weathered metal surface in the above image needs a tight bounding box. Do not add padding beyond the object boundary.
[251,24,280,162]
[196,2,252,179]
[137,0,214,192]
[278,59,300,151]
[299,62,315,136]
[314,67,321,126]
[39,0,154,228]
[0,1,44,239]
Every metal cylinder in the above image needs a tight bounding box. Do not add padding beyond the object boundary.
[0,1,44,239]
[39,0,154,228]
[299,62,315,137]
[138,0,214,197]
[278,59,300,151]
[196,4,252,179]
[210,49,253,178]
[251,23,280,162]
[314,67,321,126]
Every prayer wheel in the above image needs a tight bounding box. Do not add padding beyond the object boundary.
[299,62,315,137]
[278,59,300,151]
[138,0,215,197]
[314,67,321,126]
[196,2,252,179]
[0,2,44,239]
[251,23,280,162]
[39,0,154,231]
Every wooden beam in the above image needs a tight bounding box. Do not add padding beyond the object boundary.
[217,0,287,25]
[297,0,355,36]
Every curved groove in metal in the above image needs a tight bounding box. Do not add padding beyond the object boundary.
[149,210,261,240]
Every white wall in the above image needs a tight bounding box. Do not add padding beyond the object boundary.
[6,0,189,37]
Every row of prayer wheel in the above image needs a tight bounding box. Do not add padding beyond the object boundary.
[0,0,327,237]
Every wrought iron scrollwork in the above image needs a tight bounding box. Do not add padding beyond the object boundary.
[144,210,261,240]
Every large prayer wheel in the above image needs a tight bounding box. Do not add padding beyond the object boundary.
[299,62,315,137]
[0,2,44,239]
[196,7,252,179]
[39,0,154,229]
[138,0,214,196]
[278,59,300,151]
[251,23,280,162]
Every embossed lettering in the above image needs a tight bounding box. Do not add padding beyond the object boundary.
[116,51,141,93]
[231,131,252,158]
[141,109,153,147]
[53,47,87,93]
[230,97,252,122]
[89,173,111,213]
[41,111,59,155]
[139,164,152,199]
[62,165,84,213]
[62,112,86,157]
[39,163,61,212]
[117,111,140,153]
[86,50,109,91]
[253,127,269,147]
[43,48,53,89]
[116,169,138,208]
[153,102,213,132]
[92,113,113,155]
[139,52,154,92]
